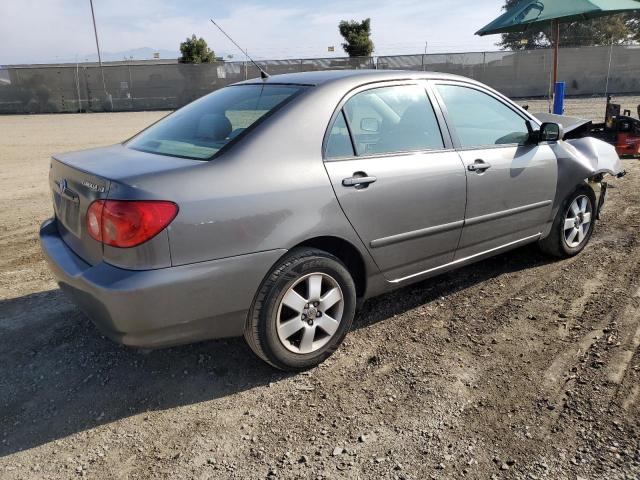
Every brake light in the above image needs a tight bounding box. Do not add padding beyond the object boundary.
[86,200,178,248]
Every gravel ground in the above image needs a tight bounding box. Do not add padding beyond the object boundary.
[0,102,639,480]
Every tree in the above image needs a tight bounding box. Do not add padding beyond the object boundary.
[339,18,374,57]
[497,0,638,50]
[179,35,215,63]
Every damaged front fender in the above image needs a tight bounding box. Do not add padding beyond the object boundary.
[545,137,624,236]
[534,112,623,178]
[561,137,623,178]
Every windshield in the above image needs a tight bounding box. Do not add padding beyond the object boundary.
[127,84,307,160]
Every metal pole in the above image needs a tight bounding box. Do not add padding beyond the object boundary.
[604,36,614,99]
[89,0,112,110]
[128,60,134,109]
[482,51,486,79]
[75,59,82,112]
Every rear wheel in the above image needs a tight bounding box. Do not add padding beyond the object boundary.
[539,185,596,258]
[245,248,356,370]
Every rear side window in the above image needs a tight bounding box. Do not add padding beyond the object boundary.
[341,85,444,156]
[325,111,354,158]
[436,84,530,148]
[127,84,306,160]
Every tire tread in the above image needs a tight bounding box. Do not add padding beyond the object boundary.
[244,248,354,370]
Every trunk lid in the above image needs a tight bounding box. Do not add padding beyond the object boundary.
[50,158,110,265]
[50,144,203,266]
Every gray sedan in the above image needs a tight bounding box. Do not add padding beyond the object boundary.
[40,70,622,370]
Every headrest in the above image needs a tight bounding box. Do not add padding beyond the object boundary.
[196,114,232,141]
[398,104,431,130]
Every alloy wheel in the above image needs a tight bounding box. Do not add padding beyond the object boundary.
[276,273,344,354]
[563,195,592,248]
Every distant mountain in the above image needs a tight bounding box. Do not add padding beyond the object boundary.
[66,46,239,63]
[73,47,180,62]
[10,46,252,66]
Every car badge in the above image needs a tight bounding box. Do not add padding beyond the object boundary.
[82,180,105,193]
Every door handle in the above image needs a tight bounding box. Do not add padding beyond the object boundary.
[467,160,492,172]
[342,174,377,188]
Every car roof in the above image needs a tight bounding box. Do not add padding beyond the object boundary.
[234,69,476,87]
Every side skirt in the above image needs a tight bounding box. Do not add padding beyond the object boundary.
[388,233,542,285]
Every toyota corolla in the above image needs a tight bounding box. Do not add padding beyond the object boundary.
[40,70,622,370]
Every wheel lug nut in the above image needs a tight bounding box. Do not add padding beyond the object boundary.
[313,302,319,307]
[316,312,322,317]
[301,314,306,320]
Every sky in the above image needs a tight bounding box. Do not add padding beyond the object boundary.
[0,0,506,65]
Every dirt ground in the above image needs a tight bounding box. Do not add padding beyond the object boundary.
[0,100,639,480]
[516,95,640,122]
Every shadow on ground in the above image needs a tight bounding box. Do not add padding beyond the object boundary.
[0,244,552,457]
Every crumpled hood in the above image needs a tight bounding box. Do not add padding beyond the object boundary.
[533,112,622,177]
[533,112,592,135]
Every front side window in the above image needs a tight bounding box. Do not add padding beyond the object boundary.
[340,84,444,156]
[127,84,306,160]
[436,84,530,148]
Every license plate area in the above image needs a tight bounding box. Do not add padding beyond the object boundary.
[53,182,81,236]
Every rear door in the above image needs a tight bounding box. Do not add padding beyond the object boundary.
[323,82,467,282]
[432,82,557,260]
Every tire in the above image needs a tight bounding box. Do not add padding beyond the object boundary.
[539,184,597,258]
[244,248,357,371]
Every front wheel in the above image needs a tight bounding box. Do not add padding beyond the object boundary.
[244,248,356,371]
[539,185,596,258]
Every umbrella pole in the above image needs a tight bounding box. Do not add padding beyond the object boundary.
[552,20,560,86]
[553,20,559,86]
[549,19,560,113]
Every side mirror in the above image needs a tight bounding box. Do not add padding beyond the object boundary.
[539,122,563,142]
[360,117,380,133]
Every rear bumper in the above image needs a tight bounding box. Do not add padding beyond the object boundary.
[39,218,285,348]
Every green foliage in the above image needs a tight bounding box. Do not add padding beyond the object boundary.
[179,34,215,63]
[498,0,640,50]
[338,18,374,57]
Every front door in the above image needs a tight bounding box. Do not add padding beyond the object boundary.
[323,83,467,282]
[433,83,557,260]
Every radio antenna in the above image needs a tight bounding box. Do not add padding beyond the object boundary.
[210,18,269,79]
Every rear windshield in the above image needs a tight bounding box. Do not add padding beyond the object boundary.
[127,84,306,160]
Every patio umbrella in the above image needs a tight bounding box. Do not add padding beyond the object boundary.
[476,0,640,100]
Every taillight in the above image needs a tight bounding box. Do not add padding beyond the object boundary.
[86,200,178,248]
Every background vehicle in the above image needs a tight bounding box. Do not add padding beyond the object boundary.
[40,70,623,370]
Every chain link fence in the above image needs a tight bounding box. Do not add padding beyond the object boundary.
[1,45,638,114]
[379,45,640,98]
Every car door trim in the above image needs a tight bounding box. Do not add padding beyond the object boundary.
[388,233,542,284]
[464,200,552,227]
[370,219,465,249]
[369,200,550,250]
[326,147,458,162]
